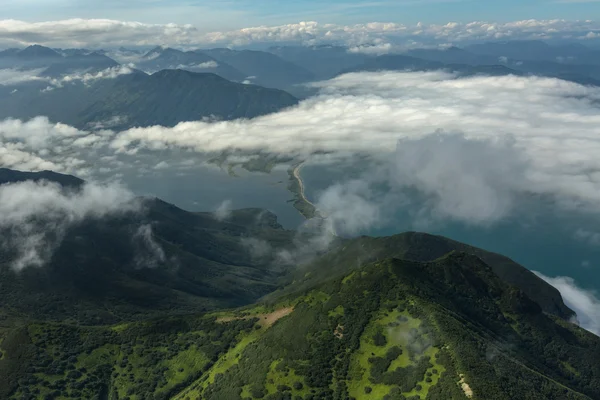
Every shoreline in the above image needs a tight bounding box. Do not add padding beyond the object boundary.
[287,162,319,220]
[292,163,316,211]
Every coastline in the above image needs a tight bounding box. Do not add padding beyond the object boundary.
[292,163,316,210]
[287,162,319,220]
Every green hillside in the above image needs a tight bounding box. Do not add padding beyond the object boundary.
[276,233,574,319]
[2,252,599,399]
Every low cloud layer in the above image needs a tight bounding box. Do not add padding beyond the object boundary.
[0,66,133,91]
[313,134,529,230]
[52,65,133,86]
[0,68,46,85]
[1,18,599,49]
[0,116,94,175]
[0,180,139,270]
[107,71,600,222]
[535,271,600,336]
[4,70,600,229]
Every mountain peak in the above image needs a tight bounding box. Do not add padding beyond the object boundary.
[18,44,62,58]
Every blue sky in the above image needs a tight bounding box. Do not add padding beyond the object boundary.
[4,0,600,30]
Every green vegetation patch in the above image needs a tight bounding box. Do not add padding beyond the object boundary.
[328,305,345,318]
[173,306,295,400]
[264,359,310,397]
[342,271,357,284]
[346,305,444,399]
[304,291,331,306]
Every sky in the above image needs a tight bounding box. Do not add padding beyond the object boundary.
[2,0,600,50]
[4,0,600,30]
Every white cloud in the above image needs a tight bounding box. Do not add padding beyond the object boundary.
[0,116,116,176]
[0,142,64,171]
[0,65,133,92]
[0,116,86,150]
[48,65,134,89]
[6,70,600,227]
[133,223,166,268]
[535,272,600,336]
[0,179,139,270]
[312,134,528,229]
[108,71,600,221]
[1,18,599,49]
[58,65,133,84]
[348,42,394,55]
[389,134,526,225]
[214,199,232,221]
[153,161,169,170]
[175,61,218,69]
[317,179,383,234]
[0,68,46,85]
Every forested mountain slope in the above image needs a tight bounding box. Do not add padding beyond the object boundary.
[2,253,598,400]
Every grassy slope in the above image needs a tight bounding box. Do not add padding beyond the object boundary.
[3,253,599,399]
[275,233,575,320]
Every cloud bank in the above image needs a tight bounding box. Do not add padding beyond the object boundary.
[1,18,600,49]
[0,65,134,91]
[0,68,46,85]
[108,71,600,222]
[5,70,600,229]
[535,271,600,336]
[0,180,139,270]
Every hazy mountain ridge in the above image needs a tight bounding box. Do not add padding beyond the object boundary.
[200,48,316,89]
[3,41,600,131]
[0,68,299,129]
[136,47,247,83]
[0,45,119,75]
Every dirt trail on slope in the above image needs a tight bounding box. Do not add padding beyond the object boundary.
[217,307,294,328]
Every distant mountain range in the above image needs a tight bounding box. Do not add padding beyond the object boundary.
[0,45,118,75]
[201,48,316,89]
[135,46,247,83]
[0,169,598,399]
[3,41,600,131]
[0,68,298,129]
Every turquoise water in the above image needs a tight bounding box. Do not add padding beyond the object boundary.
[300,163,600,291]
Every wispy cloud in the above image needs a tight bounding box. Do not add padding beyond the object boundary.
[214,199,233,221]
[1,18,600,49]
[0,68,46,85]
[535,271,600,336]
[0,179,139,270]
